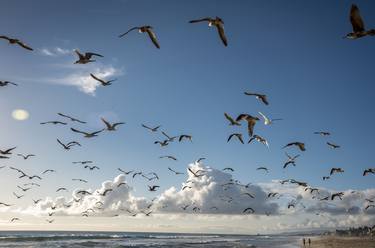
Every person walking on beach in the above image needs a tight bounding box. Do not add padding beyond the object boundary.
[308,238,311,246]
[302,238,306,246]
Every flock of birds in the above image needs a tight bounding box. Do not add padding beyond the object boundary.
[0,4,375,224]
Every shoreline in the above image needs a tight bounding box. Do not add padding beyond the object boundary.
[302,236,375,247]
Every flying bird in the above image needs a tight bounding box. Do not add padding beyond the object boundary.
[363,168,375,176]
[344,4,375,39]
[256,167,269,173]
[118,168,133,175]
[142,124,161,132]
[327,142,340,149]
[314,131,331,136]
[72,179,88,183]
[283,153,300,169]
[236,114,259,137]
[74,50,103,64]
[91,74,117,87]
[17,186,31,192]
[154,140,169,147]
[331,192,344,200]
[84,165,100,170]
[258,112,282,125]
[70,128,104,138]
[330,168,344,176]
[57,139,81,150]
[73,161,93,165]
[241,192,255,199]
[148,185,160,192]
[168,167,184,175]
[17,154,35,160]
[0,81,18,87]
[227,133,244,144]
[0,202,12,207]
[10,218,20,222]
[189,17,228,46]
[224,113,240,126]
[0,146,16,155]
[243,207,255,214]
[119,26,160,49]
[283,142,306,151]
[244,92,269,105]
[222,167,234,172]
[40,121,67,125]
[161,131,178,142]
[0,35,33,50]
[101,118,124,131]
[57,113,86,124]
[179,135,192,142]
[159,155,177,161]
[248,134,269,148]
[13,192,24,199]
[323,176,330,180]
[188,168,205,177]
[56,187,68,192]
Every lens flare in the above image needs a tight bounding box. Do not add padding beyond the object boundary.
[12,109,29,121]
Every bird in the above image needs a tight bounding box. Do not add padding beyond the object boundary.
[70,128,104,138]
[363,168,375,176]
[283,153,300,169]
[224,113,241,126]
[0,147,16,155]
[222,167,234,172]
[0,202,12,207]
[46,219,54,223]
[119,26,160,49]
[227,133,244,144]
[57,113,86,124]
[84,165,100,170]
[179,135,192,142]
[56,187,68,192]
[188,168,206,178]
[248,134,269,148]
[243,207,255,214]
[91,74,117,87]
[267,193,279,198]
[24,182,41,187]
[0,81,18,87]
[33,199,42,204]
[13,192,24,199]
[132,172,142,178]
[74,50,103,64]
[76,190,92,195]
[283,142,306,151]
[189,17,227,46]
[10,218,20,222]
[258,112,283,125]
[17,186,31,192]
[344,4,375,39]
[256,167,269,173]
[142,124,161,132]
[101,118,125,131]
[168,167,184,175]
[314,131,330,136]
[365,205,375,210]
[154,140,169,147]
[118,168,133,175]
[323,176,330,180]
[161,131,178,142]
[0,155,9,159]
[327,142,340,149]
[159,155,177,161]
[244,92,269,105]
[305,187,319,194]
[196,157,206,163]
[330,168,344,176]
[57,139,81,150]
[98,189,113,196]
[241,192,255,199]
[17,154,35,160]
[236,114,259,137]
[73,161,93,165]
[40,121,67,125]
[0,35,33,50]
[148,185,160,192]
[331,192,344,200]
[72,179,88,183]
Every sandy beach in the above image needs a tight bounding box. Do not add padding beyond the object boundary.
[301,236,375,248]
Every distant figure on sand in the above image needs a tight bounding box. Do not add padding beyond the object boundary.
[303,238,306,246]
[308,238,311,246]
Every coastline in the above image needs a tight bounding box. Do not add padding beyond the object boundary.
[306,236,375,248]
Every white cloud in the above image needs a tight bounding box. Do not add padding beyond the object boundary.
[39,47,72,57]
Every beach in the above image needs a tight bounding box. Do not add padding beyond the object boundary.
[304,236,375,248]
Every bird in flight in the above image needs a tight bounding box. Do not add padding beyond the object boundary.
[0,35,33,50]
[222,167,234,172]
[159,155,177,161]
[188,168,206,178]
[330,168,344,176]
[118,168,133,175]
[227,133,244,144]
[322,176,330,180]
[258,112,282,125]
[154,140,169,147]
[179,135,193,142]
[283,142,306,151]
[224,113,241,126]
[91,74,117,87]
[40,121,67,125]
[56,187,68,192]
[101,117,124,131]
[331,192,344,200]
[244,92,269,105]
[256,167,269,173]
[42,169,55,174]
[168,167,184,175]
[71,128,104,138]
[248,134,269,148]
[148,185,160,192]
[57,139,81,150]
[142,124,161,132]
[236,114,259,137]
[74,50,103,64]
[119,26,160,49]
[344,4,375,39]
[0,202,12,207]
[189,17,228,46]
[314,131,331,136]
[327,142,340,149]
[0,146,16,155]
[72,179,88,183]
[241,192,255,199]
[10,217,20,222]
[363,168,375,176]
[84,165,100,170]
[283,153,300,169]
[17,154,35,160]
[243,207,255,214]
[0,81,18,87]
[73,161,93,165]
[161,131,178,142]
[57,113,86,124]
[13,192,24,199]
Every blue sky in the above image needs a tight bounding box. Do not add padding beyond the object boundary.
[0,0,374,233]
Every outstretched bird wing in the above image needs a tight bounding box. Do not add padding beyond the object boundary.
[189,18,211,23]
[90,74,106,84]
[16,40,33,51]
[216,23,228,46]
[350,4,365,32]
[118,27,139,38]
[146,28,160,49]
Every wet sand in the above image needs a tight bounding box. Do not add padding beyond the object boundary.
[300,236,375,248]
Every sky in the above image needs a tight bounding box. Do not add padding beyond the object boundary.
[0,0,374,234]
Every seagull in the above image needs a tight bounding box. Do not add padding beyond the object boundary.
[119,26,160,49]
[154,140,169,147]
[283,153,300,169]
[236,114,259,137]
[256,167,269,173]
[248,134,269,147]
[74,50,103,64]
[224,113,241,126]
[222,167,234,172]
[91,74,117,87]
[118,168,133,175]
[148,185,160,192]
[159,155,177,161]
[0,155,9,159]
[314,131,331,136]
[40,121,67,125]
[0,35,33,50]
[73,161,93,165]
[70,128,104,138]
[267,192,279,198]
[17,154,35,160]
[168,167,184,175]
[283,142,306,151]
[188,168,206,178]
[189,17,227,46]
[46,219,54,224]
[327,142,340,149]
[57,139,81,150]
[0,146,16,155]
[57,113,86,124]
[182,185,192,190]
[13,192,24,199]
[0,81,18,87]
[244,92,269,105]
[132,172,142,178]
[241,192,255,199]
[17,186,31,192]
[330,168,344,176]
[196,157,206,163]
[179,135,192,142]
[344,4,375,39]
[84,165,100,170]
[227,133,244,144]
[142,124,161,132]
[0,202,12,207]
[33,199,42,204]
[76,190,92,195]
[331,192,344,200]
[56,187,68,192]
[10,218,20,222]
[243,207,255,214]
[98,188,113,196]
[72,179,88,183]
[323,176,330,180]
[363,168,375,176]
[161,131,178,142]
[258,112,282,125]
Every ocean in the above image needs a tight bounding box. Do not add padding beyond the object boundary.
[0,231,302,247]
